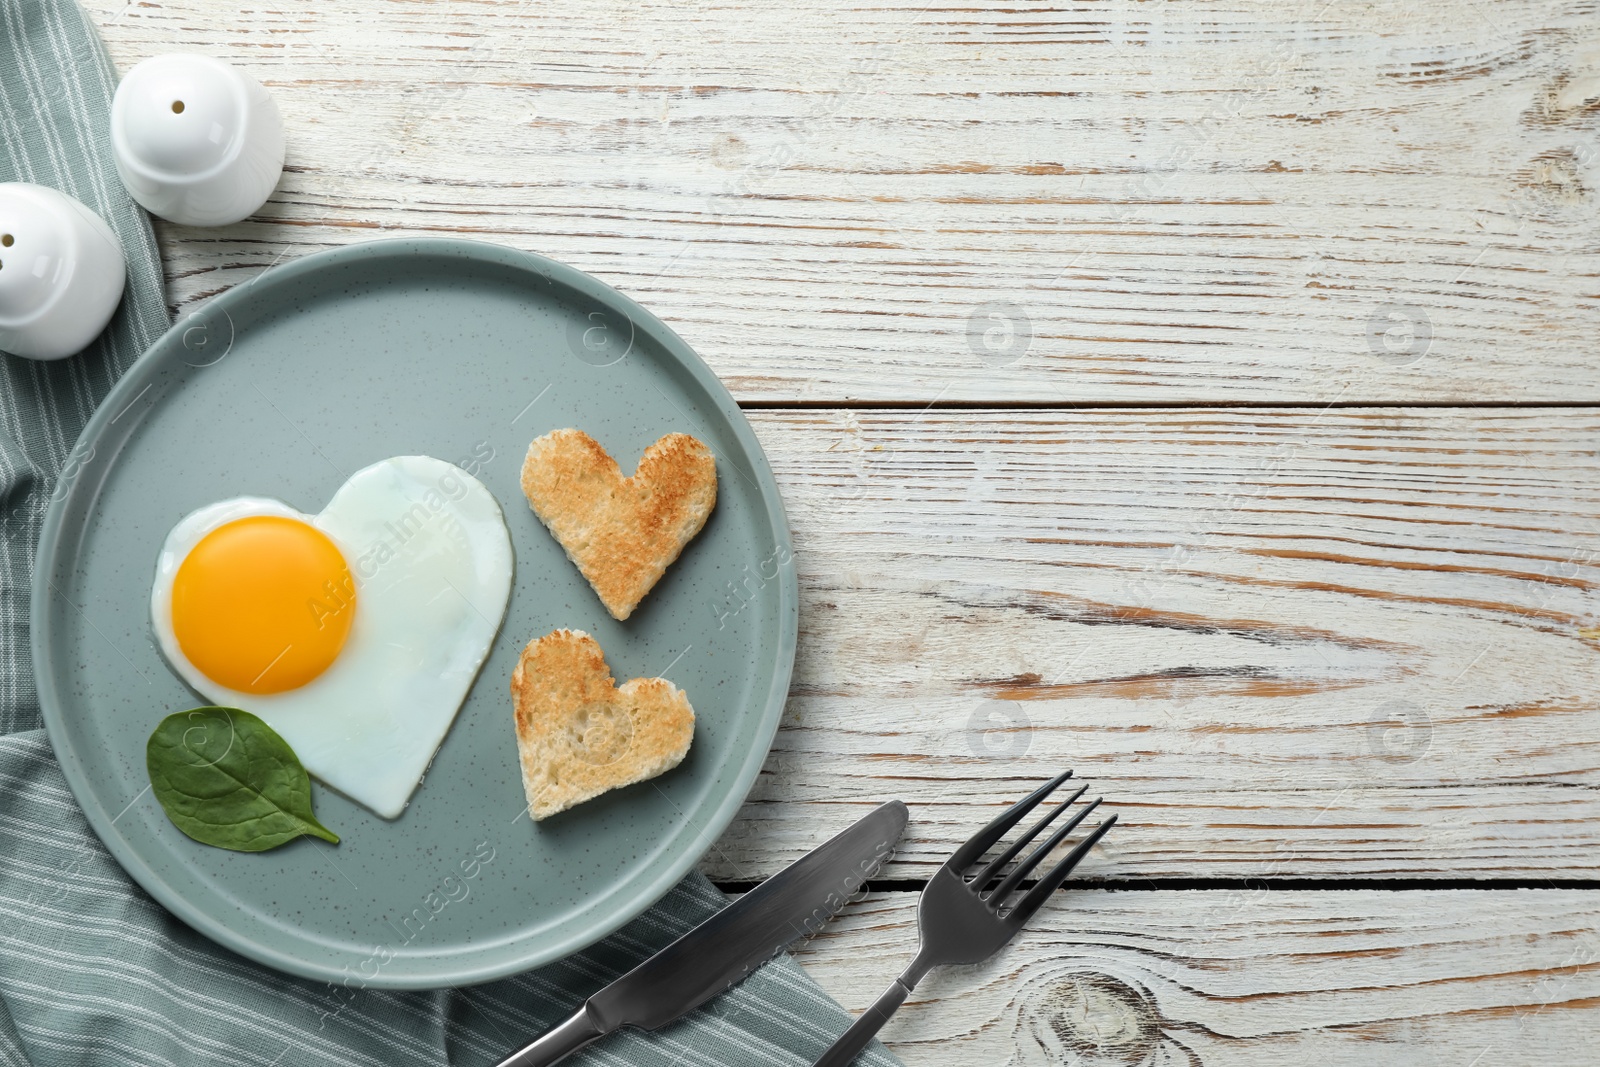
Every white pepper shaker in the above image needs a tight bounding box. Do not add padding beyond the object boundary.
[0,183,127,361]
[111,54,285,227]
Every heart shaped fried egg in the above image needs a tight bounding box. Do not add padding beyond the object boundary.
[150,455,514,818]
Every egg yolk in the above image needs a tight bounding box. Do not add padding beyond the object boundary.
[170,515,357,694]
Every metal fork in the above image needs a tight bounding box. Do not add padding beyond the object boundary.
[812,771,1116,1067]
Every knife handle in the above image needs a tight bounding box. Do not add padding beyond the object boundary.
[494,1005,606,1067]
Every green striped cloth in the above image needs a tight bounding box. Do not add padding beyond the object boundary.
[0,3,900,1064]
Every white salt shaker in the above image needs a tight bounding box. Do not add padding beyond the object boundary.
[111,54,285,227]
[0,183,127,361]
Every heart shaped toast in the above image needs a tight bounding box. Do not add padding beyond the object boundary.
[511,629,695,820]
[521,429,716,621]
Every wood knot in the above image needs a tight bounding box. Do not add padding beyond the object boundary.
[1519,149,1588,210]
[709,133,748,169]
[1020,971,1161,1067]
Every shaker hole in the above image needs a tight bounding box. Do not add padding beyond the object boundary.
[171,100,185,114]
[0,234,11,247]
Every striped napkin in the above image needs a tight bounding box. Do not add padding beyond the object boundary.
[0,2,900,1064]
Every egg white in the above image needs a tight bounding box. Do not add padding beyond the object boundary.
[150,455,514,819]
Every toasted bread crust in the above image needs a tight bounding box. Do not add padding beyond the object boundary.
[520,429,717,621]
[510,629,695,820]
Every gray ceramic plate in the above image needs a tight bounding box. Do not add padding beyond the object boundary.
[32,239,796,988]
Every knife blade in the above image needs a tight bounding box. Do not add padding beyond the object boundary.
[495,800,909,1067]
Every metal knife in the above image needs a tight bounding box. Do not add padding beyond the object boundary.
[494,800,909,1067]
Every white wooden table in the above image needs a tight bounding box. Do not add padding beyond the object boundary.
[91,0,1600,1061]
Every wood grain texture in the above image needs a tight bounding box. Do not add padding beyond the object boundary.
[76,0,1600,1048]
[791,890,1600,1064]
[85,0,1600,402]
[700,408,1600,879]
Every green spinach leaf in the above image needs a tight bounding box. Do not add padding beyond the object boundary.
[146,706,339,851]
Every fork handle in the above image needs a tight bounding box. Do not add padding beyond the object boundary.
[812,979,912,1067]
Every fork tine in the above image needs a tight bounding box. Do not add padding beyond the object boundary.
[969,784,1088,890]
[947,770,1073,870]
[987,795,1102,902]
[1005,813,1118,928]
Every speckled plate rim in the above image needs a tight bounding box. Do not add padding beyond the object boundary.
[31,237,798,988]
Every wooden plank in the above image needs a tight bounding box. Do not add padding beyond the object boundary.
[700,408,1600,879]
[789,890,1600,1064]
[86,0,1600,403]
